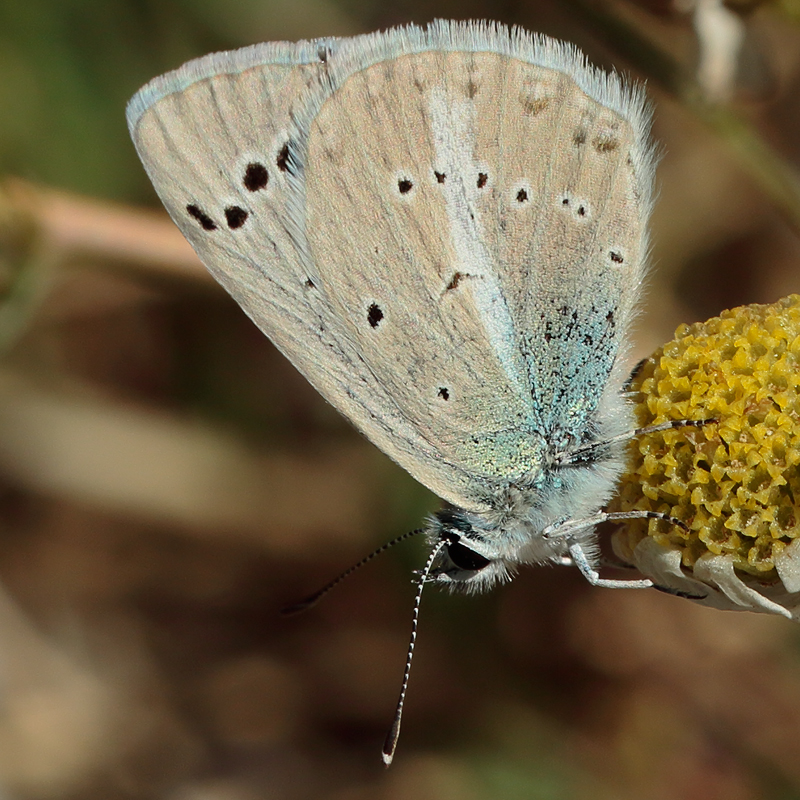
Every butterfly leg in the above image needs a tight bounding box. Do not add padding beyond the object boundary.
[568,542,653,589]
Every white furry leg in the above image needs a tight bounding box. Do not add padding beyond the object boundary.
[569,542,653,589]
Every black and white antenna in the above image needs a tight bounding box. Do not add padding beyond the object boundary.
[382,540,446,767]
[281,528,425,615]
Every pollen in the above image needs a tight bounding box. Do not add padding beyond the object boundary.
[611,294,800,619]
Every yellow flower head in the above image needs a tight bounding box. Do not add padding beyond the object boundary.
[611,294,800,620]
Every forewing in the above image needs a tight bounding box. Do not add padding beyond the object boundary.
[127,40,490,510]
[288,21,656,497]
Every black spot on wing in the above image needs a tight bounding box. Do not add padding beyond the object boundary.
[277,142,291,172]
[367,303,384,328]
[560,194,590,219]
[243,163,268,191]
[224,206,249,229]
[445,272,470,291]
[186,205,217,231]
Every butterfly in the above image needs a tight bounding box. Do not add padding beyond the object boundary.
[128,20,668,762]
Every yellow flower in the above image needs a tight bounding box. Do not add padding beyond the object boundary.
[611,294,800,620]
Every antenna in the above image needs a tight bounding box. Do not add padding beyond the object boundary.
[560,418,716,465]
[382,540,446,767]
[281,528,426,615]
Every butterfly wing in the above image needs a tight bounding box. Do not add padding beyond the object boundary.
[287,21,656,504]
[128,22,656,514]
[127,38,492,510]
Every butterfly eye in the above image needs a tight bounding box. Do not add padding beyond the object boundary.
[446,539,491,571]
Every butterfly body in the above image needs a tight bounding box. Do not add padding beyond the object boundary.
[128,20,656,593]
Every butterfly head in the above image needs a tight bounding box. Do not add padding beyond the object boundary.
[428,508,519,592]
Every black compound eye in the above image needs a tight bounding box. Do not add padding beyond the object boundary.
[446,540,491,571]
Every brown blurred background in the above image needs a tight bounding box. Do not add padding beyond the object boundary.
[1,1,800,798]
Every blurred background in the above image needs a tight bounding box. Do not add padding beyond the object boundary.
[1,0,800,798]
